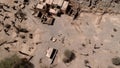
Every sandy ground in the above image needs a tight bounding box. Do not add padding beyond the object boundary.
[0,0,120,68]
[30,13,120,68]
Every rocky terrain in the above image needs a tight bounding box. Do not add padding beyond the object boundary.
[0,0,120,68]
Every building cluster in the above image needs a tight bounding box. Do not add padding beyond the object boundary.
[32,0,79,25]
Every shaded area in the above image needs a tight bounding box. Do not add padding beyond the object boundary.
[0,54,34,68]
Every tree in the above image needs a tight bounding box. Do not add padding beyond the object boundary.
[112,57,120,66]
[62,49,75,63]
[0,54,34,68]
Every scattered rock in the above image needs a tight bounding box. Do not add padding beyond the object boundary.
[113,28,117,32]
[18,51,29,56]
[19,4,25,9]
[14,1,18,4]
[88,40,91,44]
[29,33,33,39]
[39,58,42,63]
[7,40,18,43]
[82,43,86,47]
[0,41,7,46]
[84,59,91,68]
[80,53,89,56]
[94,44,100,49]
[5,24,11,29]
[111,35,114,38]
[61,37,65,44]
[18,28,29,33]
[20,35,26,39]
[4,47,10,52]
[4,15,10,20]
[84,59,89,64]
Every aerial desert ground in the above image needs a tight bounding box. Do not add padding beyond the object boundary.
[0,0,120,68]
